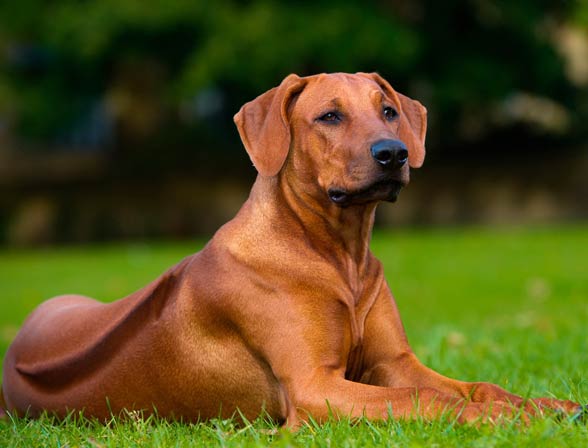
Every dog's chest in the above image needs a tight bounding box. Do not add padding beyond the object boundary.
[342,282,379,381]
[345,340,364,382]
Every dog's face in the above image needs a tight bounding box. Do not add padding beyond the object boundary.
[234,72,427,208]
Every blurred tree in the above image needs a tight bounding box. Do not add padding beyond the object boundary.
[0,0,586,166]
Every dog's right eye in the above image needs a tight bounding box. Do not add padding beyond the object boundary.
[317,111,341,123]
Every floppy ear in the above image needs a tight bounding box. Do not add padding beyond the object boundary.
[359,72,427,168]
[234,74,307,177]
[396,92,427,168]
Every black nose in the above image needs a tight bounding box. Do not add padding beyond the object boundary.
[370,139,408,168]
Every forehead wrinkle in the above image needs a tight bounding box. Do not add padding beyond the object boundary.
[311,98,344,113]
[369,90,384,108]
[329,98,343,109]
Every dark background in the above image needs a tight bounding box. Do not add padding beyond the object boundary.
[1,0,587,245]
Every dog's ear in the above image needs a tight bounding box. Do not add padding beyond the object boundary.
[396,92,427,168]
[359,72,427,168]
[234,74,307,177]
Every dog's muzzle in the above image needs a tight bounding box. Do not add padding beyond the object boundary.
[328,139,409,207]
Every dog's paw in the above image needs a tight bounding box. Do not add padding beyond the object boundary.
[551,403,587,424]
[569,404,588,424]
[529,397,581,414]
[455,401,529,426]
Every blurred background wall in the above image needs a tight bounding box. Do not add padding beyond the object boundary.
[0,0,586,246]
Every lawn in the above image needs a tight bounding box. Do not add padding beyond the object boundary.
[1,224,587,446]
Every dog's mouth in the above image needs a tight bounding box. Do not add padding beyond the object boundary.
[328,178,405,207]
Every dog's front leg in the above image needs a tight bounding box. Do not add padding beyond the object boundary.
[359,282,581,416]
[239,291,511,425]
[284,368,514,425]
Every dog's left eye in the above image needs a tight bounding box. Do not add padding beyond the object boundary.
[318,111,341,123]
[383,107,399,121]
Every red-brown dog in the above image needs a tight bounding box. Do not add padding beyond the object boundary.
[0,73,581,425]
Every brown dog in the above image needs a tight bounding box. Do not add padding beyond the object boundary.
[0,73,581,425]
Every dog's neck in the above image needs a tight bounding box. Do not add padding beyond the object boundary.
[246,175,377,270]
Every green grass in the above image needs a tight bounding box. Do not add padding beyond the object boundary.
[1,224,587,446]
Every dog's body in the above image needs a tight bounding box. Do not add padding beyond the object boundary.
[1,73,580,424]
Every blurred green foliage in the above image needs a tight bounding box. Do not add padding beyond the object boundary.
[0,0,587,155]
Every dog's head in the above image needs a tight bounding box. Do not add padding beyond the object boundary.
[234,72,427,207]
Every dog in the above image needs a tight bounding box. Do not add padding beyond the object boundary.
[1,72,582,425]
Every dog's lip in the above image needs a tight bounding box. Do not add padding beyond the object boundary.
[328,178,405,207]
[328,190,349,204]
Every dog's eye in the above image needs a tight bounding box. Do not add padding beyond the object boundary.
[318,111,341,123]
[383,107,399,121]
